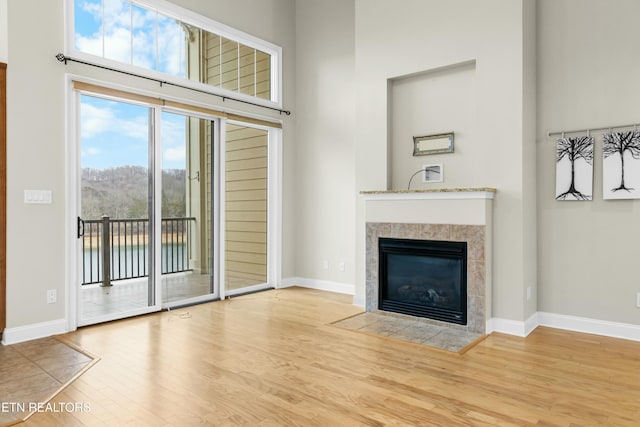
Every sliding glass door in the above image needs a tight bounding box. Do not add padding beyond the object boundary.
[160,112,218,306]
[78,95,156,324]
[76,95,222,325]
[74,87,279,326]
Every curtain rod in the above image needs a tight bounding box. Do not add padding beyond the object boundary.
[55,53,291,116]
[548,122,638,137]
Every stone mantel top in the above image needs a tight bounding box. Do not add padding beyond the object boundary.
[361,188,496,200]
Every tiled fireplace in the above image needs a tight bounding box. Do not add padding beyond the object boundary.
[363,189,495,334]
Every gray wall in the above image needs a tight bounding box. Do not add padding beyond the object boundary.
[537,0,640,324]
[292,0,356,285]
[6,0,67,328]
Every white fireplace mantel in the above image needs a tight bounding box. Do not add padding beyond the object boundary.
[361,188,495,226]
[361,188,496,201]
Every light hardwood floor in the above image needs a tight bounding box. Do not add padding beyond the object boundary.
[21,287,640,426]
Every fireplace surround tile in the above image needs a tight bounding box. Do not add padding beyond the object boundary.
[418,224,451,241]
[366,222,488,334]
[467,260,485,297]
[451,225,485,261]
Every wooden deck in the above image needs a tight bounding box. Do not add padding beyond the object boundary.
[22,287,640,426]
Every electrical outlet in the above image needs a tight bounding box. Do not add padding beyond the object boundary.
[637,292,640,308]
[526,287,532,301]
[47,289,57,304]
[339,262,346,272]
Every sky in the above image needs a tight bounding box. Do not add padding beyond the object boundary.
[75,0,188,170]
[74,0,186,76]
[81,95,187,170]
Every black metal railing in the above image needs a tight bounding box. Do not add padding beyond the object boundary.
[81,216,196,286]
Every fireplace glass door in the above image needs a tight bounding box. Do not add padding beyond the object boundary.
[379,238,467,325]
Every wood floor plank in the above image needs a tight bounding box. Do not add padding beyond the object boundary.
[19,287,640,426]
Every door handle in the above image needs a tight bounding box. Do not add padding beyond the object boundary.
[77,216,85,238]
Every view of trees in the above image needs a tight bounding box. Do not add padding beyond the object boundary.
[81,166,186,219]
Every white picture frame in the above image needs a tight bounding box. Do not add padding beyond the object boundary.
[555,136,593,201]
[602,131,640,200]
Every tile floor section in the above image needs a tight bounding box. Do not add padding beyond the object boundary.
[0,337,95,425]
[333,311,484,353]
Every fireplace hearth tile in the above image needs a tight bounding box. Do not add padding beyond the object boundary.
[332,311,484,353]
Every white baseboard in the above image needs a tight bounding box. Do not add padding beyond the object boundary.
[488,311,640,342]
[487,316,533,337]
[489,312,538,337]
[537,312,640,342]
[1,319,67,345]
[281,277,355,295]
[524,312,539,336]
[352,294,365,308]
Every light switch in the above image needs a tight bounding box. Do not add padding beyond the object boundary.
[24,190,53,204]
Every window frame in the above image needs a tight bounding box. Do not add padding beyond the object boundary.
[65,0,283,108]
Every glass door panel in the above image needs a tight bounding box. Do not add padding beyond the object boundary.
[225,124,268,294]
[160,112,215,305]
[78,95,155,325]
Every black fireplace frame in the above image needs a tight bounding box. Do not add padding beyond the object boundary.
[378,237,467,325]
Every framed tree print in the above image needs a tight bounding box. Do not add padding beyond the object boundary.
[602,131,640,200]
[556,136,594,200]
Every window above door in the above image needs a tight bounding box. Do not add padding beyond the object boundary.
[67,0,282,108]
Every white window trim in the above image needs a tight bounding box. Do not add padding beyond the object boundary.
[64,0,283,109]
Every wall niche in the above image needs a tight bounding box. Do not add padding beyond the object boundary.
[388,61,476,190]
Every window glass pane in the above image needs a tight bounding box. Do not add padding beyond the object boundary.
[79,94,155,320]
[157,13,186,78]
[255,50,271,100]
[72,0,276,103]
[204,31,221,88]
[221,38,239,92]
[103,0,132,64]
[225,124,268,291]
[74,0,103,56]
[182,22,201,83]
[161,112,214,303]
[132,4,157,70]
[239,46,255,97]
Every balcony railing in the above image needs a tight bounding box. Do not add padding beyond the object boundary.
[81,216,196,286]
